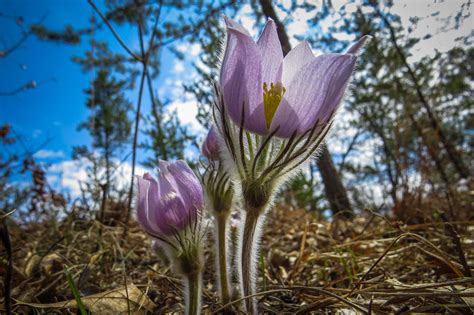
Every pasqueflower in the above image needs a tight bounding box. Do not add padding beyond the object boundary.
[214,16,369,314]
[136,160,205,315]
[136,160,203,236]
[220,16,367,138]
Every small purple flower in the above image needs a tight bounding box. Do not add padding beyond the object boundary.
[136,160,204,237]
[201,126,220,161]
[220,17,369,138]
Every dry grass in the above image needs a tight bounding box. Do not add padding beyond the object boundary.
[1,204,473,314]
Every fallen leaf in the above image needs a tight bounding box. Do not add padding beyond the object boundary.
[13,282,155,314]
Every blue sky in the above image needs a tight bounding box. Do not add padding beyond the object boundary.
[1,1,92,155]
[0,0,181,160]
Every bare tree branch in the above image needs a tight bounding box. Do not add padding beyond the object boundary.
[125,1,163,222]
[88,0,143,62]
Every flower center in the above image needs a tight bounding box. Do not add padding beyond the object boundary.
[263,82,286,129]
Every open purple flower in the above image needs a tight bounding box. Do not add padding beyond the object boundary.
[136,160,203,237]
[220,17,368,138]
[201,126,220,161]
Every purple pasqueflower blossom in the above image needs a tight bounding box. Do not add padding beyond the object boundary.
[136,160,203,237]
[220,16,369,138]
[201,126,220,161]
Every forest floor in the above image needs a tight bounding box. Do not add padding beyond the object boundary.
[1,204,473,314]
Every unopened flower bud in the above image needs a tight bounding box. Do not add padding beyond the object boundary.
[201,126,220,161]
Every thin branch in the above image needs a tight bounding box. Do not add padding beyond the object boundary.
[126,1,162,222]
[0,80,36,96]
[1,31,30,58]
[440,212,472,277]
[0,12,47,58]
[125,61,147,222]
[87,0,142,62]
[338,129,361,174]
[0,77,55,97]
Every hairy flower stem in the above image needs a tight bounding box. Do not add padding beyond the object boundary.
[241,208,262,314]
[216,213,231,306]
[184,271,201,315]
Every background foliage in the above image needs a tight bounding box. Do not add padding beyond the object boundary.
[1,0,472,221]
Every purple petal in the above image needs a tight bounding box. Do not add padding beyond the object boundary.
[143,173,163,234]
[156,194,188,235]
[223,16,251,36]
[282,41,314,87]
[257,19,283,85]
[271,54,356,137]
[220,18,267,134]
[168,160,204,211]
[136,175,153,232]
[317,55,358,122]
[346,35,371,54]
[158,160,172,175]
[158,160,178,197]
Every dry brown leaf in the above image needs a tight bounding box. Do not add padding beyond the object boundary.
[14,282,156,314]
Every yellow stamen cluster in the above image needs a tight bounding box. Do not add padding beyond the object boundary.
[263,82,286,129]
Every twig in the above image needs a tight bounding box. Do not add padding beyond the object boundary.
[125,1,161,223]
[358,291,474,297]
[0,12,47,58]
[2,31,30,58]
[98,183,108,224]
[439,212,471,277]
[212,289,291,314]
[367,232,465,292]
[123,264,131,315]
[0,80,37,96]
[358,277,474,291]
[0,209,17,220]
[87,0,142,62]
[0,77,56,97]
[287,286,368,314]
[338,129,362,174]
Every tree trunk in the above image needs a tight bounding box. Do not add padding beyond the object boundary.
[259,0,353,217]
[316,145,353,218]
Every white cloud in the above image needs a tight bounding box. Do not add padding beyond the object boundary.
[48,159,89,198]
[112,161,148,190]
[34,149,65,159]
[166,100,202,132]
[237,4,258,35]
[158,73,203,133]
[174,61,185,73]
[175,43,202,56]
[190,44,201,57]
[47,158,148,200]
[175,43,187,54]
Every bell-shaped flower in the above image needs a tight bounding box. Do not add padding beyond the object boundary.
[201,126,220,161]
[220,16,369,138]
[136,160,204,237]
